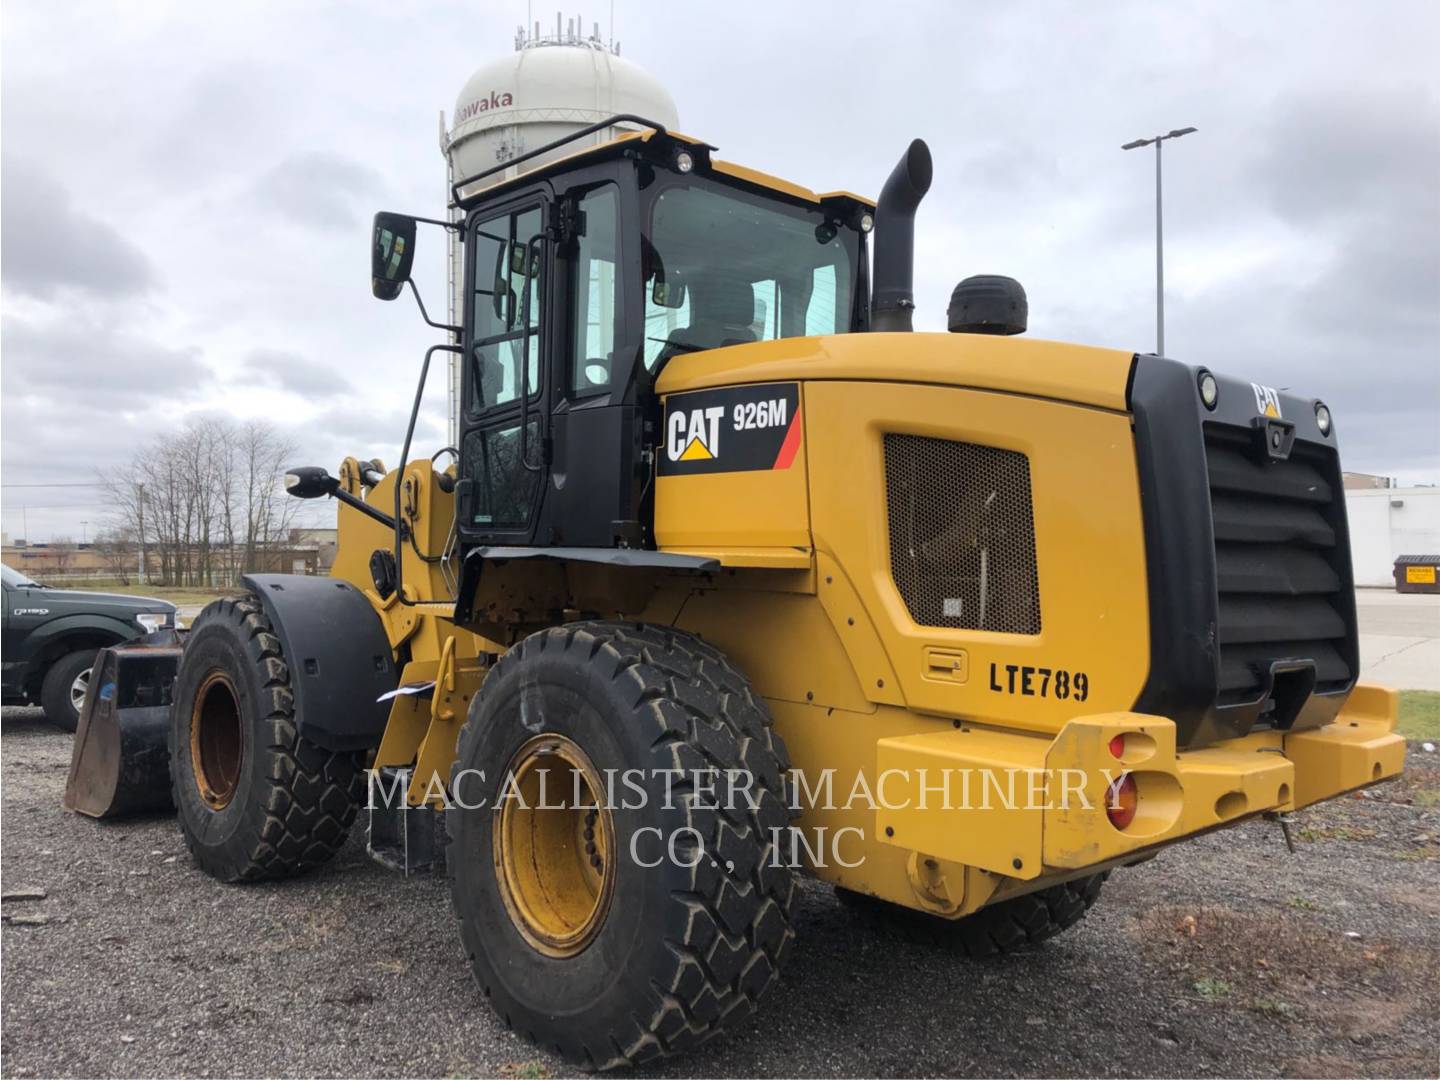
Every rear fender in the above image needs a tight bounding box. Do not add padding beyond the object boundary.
[241,574,398,752]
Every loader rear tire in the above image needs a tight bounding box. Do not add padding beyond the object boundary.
[836,872,1106,957]
[169,593,365,883]
[446,621,795,1071]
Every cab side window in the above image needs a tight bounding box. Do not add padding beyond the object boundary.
[469,205,543,412]
[570,185,621,395]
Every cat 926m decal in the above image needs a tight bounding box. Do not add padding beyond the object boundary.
[658,383,802,476]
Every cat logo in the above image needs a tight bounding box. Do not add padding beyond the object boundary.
[1251,383,1283,419]
[658,383,802,477]
[667,405,725,462]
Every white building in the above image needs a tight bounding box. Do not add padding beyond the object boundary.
[1345,486,1440,587]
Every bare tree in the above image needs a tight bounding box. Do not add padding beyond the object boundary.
[236,420,300,574]
[100,418,300,587]
[48,538,77,579]
[93,527,135,585]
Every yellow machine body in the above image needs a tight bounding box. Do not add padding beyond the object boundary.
[330,328,1404,919]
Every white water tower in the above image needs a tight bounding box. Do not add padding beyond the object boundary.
[441,15,680,439]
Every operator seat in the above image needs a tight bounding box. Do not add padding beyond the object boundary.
[655,275,758,366]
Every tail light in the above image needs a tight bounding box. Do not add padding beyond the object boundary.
[1108,734,1126,759]
[1106,773,1138,830]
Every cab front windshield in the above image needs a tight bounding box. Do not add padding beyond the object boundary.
[642,179,859,370]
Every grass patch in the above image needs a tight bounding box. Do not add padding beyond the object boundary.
[498,1063,553,1080]
[1193,977,1233,1001]
[1398,691,1440,741]
[1253,996,1299,1018]
[1287,895,1319,911]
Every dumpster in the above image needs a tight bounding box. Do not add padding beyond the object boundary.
[1394,554,1440,594]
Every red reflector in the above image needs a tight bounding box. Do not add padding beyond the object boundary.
[1108,735,1126,759]
[1107,773,1138,830]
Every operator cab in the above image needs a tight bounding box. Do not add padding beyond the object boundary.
[372,120,873,560]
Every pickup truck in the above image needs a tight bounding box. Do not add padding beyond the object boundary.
[1,564,177,730]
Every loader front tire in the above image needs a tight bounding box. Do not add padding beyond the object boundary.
[836,872,1107,957]
[447,621,795,1071]
[169,593,365,883]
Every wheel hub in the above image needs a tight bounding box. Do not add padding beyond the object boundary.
[493,734,615,958]
[190,672,244,810]
[69,667,91,713]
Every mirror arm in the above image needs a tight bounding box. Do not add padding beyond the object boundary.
[393,342,465,608]
[410,214,462,232]
[334,488,396,529]
[407,278,462,335]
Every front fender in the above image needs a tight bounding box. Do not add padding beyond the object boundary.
[241,574,398,752]
[22,614,135,665]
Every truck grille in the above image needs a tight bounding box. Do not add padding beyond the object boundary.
[1203,424,1355,705]
[884,434,1041,634]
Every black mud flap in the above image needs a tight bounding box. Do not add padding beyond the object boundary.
[63,632,185,819]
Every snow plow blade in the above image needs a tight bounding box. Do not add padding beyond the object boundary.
[63,632,184,818]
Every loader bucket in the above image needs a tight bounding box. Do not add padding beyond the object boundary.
[63,632,185,818]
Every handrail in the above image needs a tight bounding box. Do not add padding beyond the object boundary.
[394,342,464,607]
[450,113,668,204]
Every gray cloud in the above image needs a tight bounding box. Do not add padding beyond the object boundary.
[235,348,341,397]
[1,313,208,406]
[0,155,159,299]
[254,151,385,230]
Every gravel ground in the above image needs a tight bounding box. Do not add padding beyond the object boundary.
[2,707,1437,1079]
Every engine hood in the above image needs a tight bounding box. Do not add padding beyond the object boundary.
[654,332,1134,413]
[18,587,176,614]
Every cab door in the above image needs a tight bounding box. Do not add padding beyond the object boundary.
[458,195,550,543]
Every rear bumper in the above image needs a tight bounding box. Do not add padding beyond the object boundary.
[875,683,1405,881]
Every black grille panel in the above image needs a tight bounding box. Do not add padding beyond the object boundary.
[884,434,1041,634]
[1204,424,1355,704]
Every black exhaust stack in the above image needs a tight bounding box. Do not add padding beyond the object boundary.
[871,139,934,333]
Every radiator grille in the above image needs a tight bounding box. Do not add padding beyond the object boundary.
[1203,424,1355,705]
[884,434,1041,634]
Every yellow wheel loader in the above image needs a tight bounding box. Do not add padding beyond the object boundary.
[68,117,1405,1069]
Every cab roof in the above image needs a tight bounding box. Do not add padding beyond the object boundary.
[452,125,875,214]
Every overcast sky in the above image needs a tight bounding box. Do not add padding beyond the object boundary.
[2,0,1437,542]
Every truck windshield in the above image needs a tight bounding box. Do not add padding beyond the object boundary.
[2,564,40,587]
[641,179,859,370]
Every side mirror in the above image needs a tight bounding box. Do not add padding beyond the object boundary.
[493,282,515,326]
[284,466,339,499]
[651,274,687,309]
[372,212,417,301]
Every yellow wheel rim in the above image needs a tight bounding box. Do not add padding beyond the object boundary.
[190,671,243,810]
[493,734,615,958]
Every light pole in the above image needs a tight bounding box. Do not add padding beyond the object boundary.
[1122,126,1197,356]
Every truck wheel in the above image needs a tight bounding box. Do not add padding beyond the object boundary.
[447,621,794,1070]
[169,593,365,883]
[836,872,1106,957]
[40,648,97,732]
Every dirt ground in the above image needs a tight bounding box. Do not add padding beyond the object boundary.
[2,709,1437,1079]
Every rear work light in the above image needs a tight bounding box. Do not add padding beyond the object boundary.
[1106,773,1138,830]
